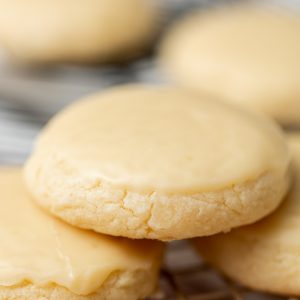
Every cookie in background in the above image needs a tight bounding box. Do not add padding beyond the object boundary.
[194,134,300,296]
[25,84,291,241]
[0,168,163,300]
[159,4,300,126]
[0,0,161,64]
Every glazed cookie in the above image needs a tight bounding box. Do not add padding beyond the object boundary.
[159,6,300,125]
[0,168,163,300]
[194,134,300,296]
[0,0,159,63]
[25,85,291,241]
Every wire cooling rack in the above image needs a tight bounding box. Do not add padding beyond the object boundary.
[149,241,293,300]
[0,1,299,299]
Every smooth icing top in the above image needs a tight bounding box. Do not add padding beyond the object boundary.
[35,85,290,193]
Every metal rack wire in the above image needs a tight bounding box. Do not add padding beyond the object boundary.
[149,241,293,300]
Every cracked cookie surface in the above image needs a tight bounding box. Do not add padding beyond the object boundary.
[25,85,291,240]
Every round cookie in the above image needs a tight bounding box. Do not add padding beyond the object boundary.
[25,85,291,241]
[194,134,300,296]
[0,168,163,300]
[0,0,159,63]
[159,5,300,125]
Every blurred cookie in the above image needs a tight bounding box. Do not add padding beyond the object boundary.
[0,0,159,63]
[0,168,163,300]
[25,85,291,241]
[194,134,300,296]
[159,6,300,125]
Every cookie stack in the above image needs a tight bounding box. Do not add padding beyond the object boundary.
[1,2,300,299]
[0,82,293,299]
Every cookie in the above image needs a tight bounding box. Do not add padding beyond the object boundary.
[0,168,163,300]
[159,5,300,125]
[0,0,159,63]
[25,85,291,241]
[194,134,300,296]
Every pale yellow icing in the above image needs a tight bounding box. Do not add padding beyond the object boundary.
[36,85,290,193]
[0,169,162,295]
